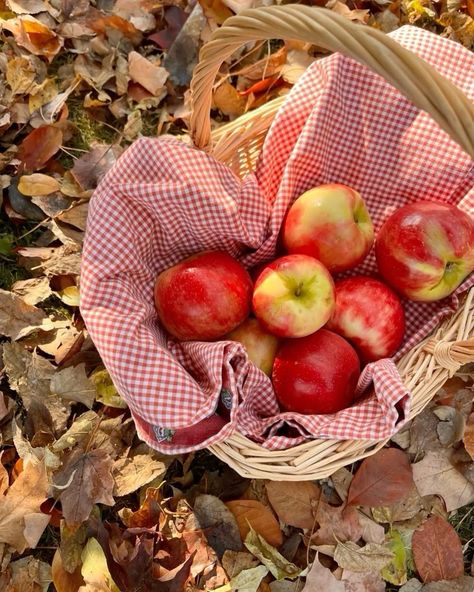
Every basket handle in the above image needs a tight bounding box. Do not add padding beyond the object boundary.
[190,5,474,157]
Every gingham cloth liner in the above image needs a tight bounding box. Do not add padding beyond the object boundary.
[80,25,474,454]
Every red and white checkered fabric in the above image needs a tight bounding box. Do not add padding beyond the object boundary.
[80,25,474,453]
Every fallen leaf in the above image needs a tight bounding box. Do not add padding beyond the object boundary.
[347,448,414,507]
[128,51,168,96]
[1,15,62,60]
[333,541,394,573]
[412,515,463,583]
[229,564,269,592]
[331,467,354,502]
[57,203,89,232]
[266,480,320,529]
[269,581,304,592]
[371,486,424,523]
[302,556,344,591]
[357,512,385,544]
[11,277,52,305]
[6,56,37,95]
[4,342,69,431]
[193,494,243,559]
[52,548,85,592]
[409,409,442,457]
[423,576,474,591]
[329,0,370,22]
[70,143,122,191]
[17,125,63,173]
[112,452,167,496]
[463,412,474,460]
[55,286,80,307]
[226,499,282,547]
[244,527,301,580]
[0,459,49,553]
[381,530,407,585]
[433,406,466,446]
[399,578,423,592]
[222,550,259,579]
[18,173,60,196]
[4,556,52,592]
[412,449,474,511]
[198,0,233,25]
[342,569,386,592]
[81,537,119,592]
[0,289,46,340]
[90,14,142,44]
[213,80,246,117]
[312,502,362,545]
[59,521,88,574]
[54,448,115,524]
[90,368,127,408]
[50,364,96,408]
[281,49,315,84]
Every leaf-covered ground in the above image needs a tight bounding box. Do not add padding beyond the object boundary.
[0,0,473,591]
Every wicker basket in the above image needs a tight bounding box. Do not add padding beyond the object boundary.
[188,5,474,480]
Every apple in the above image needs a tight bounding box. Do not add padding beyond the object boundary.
[282,183,374,273]
[375,201,474,301]
[272,328,360,414]
[225,317,279,376]
[326,276,405,363]
[252,254,335,338]
[154,250,253,341]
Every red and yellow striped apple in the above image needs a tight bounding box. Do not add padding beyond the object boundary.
[375,201,474,302]
[225,317,279,376]
[252,254,335,338]
[327,276,405,363]
[154,250,253,341]
[282,183,374,273]
[272,328,360,415]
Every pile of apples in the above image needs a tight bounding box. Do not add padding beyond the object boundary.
[154,184,474,416]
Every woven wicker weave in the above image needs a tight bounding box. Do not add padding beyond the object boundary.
[188,5,474,480]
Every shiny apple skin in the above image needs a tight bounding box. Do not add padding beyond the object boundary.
[154,250,253,341]
[375,201,474,302]
[326,276,405,363]
[272,328,360,415]
[252,254,335,338]
[225,317,279,376]
[282,183,374,273]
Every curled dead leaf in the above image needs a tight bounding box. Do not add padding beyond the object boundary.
[226,499,283,547]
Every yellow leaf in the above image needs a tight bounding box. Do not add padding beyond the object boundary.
[212,81,246,117]
[81,538,119,592]
[18,173,60,196]
[29,78,58,113]
[6,56,37,95]
[90,368,127,409]
[52,549,85,592]
[55,285,80,307]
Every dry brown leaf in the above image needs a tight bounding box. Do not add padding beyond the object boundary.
[213,80,247,117]
[347,448,414,507]
[0,289,47,340]
[128,51,168,96]
[302,556,344,591]
[371,486,424,524]
[59,521,88,574]
[11,277,52,306]
[225,499,283,547]
[222,550,260,579]
[194,494,243,559]
[57,203,89,231]
[357,512,385,544]
[6,0,48,13]
[412,515,464,582]
[423,576,474,591]
[1,16,62,60]
[51,549,85,592]
[4,342,70,431]
[70,144,122,191]
[412,449,474,511]
[0,459,49,553]
[266,480,320,529]
[4,556,52,592]
[50,364,96,408]
[118,487,163,528]
[312,502,362,545]
[6,56,37,95]
[18,244,82,276]
[0,455,9,496]
[54,448,115,524]
[463,411,474,460]
[17,125,63,173]
[341,569,386,592]
[334,541,394,573]
[198,0,233,24]
[18,173,60,196]
[112,452,167,496]
[89,14,142,44]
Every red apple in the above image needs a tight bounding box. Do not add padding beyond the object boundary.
[272,328,360,414]
[326,276,405,363]
[154,250,253,341]
[282,183,374,273]
[375,201,474,301]
[225,317,279,376]
[252,254,335,338]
